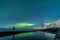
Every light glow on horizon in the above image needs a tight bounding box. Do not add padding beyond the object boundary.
[6,23,36,28]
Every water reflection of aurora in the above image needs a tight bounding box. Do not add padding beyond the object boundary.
[14,31,54,40]
[16,32,35,37]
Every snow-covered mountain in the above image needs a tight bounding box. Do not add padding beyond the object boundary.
[34,19,60,29]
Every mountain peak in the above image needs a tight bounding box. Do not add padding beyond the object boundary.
[34,19,60,29]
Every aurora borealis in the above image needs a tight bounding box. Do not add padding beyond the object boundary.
[14,23,35,27]
[0,0,60,40]
[0,0,60,27]
[6,23,36,28]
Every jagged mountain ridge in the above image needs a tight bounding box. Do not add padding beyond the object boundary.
[34,19,60,29]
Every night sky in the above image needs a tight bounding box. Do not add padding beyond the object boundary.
[0,0,60,27]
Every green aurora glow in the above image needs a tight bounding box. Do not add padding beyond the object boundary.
[6,23,36,28]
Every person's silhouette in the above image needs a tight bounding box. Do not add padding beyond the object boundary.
[13,27,15,40]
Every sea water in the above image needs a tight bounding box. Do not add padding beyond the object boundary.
[0,31,55,40]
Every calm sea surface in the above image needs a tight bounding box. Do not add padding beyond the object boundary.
[0,31,55,40]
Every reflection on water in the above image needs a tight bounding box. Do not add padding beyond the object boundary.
[0,31,55,40]
[0,36,13,40]
[16,32,34,37]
